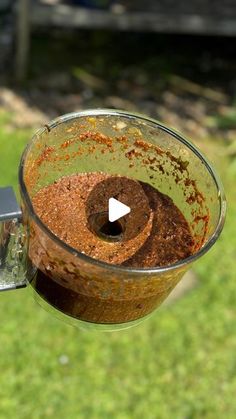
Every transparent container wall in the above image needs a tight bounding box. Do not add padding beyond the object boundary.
[28,219,187,327]
[20,111,222,327]
[23,113,220,247]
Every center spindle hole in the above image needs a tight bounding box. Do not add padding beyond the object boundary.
[100,219,123,237]
[89,212,125,242]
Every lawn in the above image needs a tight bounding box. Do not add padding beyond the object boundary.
[0,109,235,419]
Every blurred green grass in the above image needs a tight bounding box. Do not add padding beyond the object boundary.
[0,111,235,419]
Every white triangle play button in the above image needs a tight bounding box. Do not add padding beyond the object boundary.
[108,197,131,222]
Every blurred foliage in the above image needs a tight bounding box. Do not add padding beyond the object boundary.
[0,111,32,195]
[212,109,236,129]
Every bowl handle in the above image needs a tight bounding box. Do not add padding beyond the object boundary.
[0,187,28,291]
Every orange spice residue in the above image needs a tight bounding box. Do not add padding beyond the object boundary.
[79,131,113,147]
[36,146,55,166]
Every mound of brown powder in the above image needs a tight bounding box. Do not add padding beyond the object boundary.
[32,172,194,268]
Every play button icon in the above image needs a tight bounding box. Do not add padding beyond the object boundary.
[108,197,131,222]
[86,176,151,242]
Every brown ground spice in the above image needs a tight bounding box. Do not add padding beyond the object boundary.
[32,172,195,268]
[29,172,196,324]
